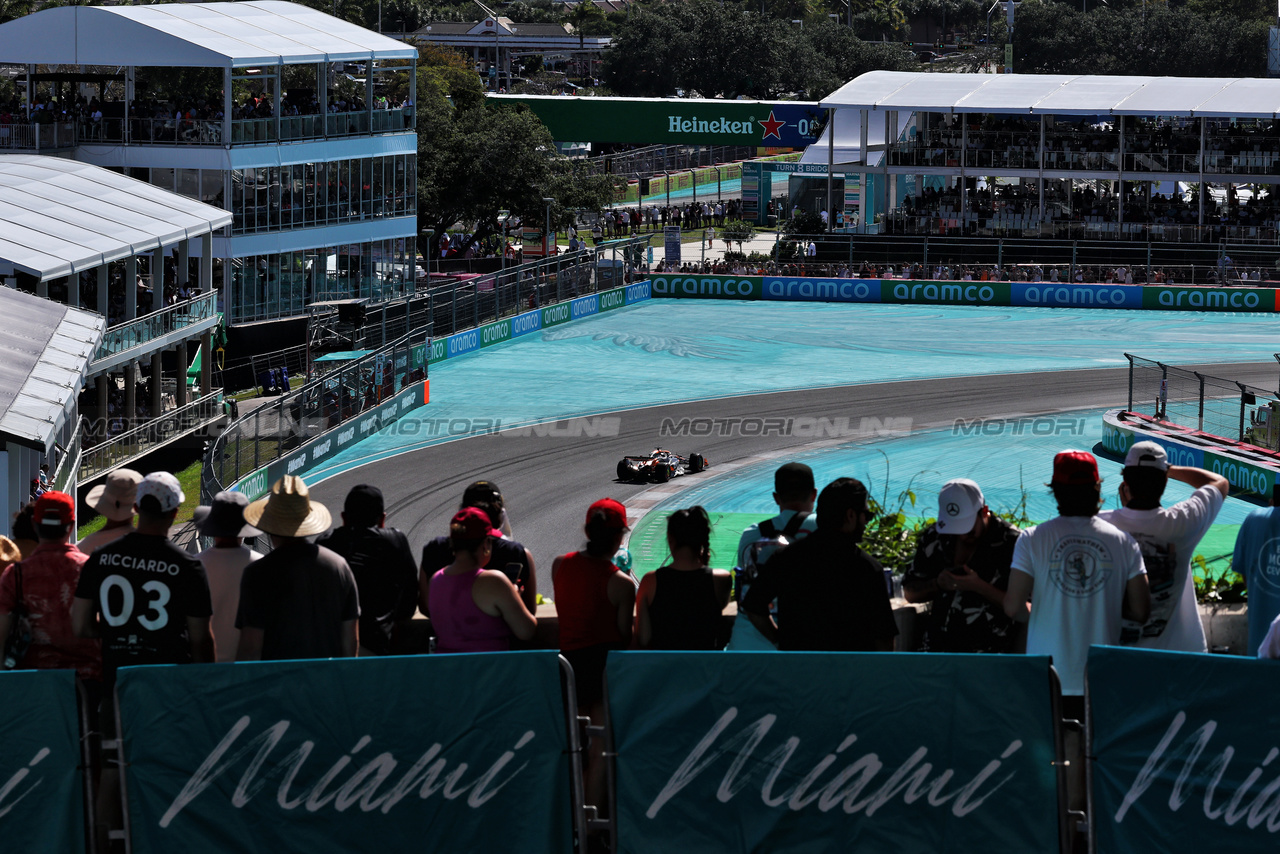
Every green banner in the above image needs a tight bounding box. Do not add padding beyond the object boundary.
[117,652,571,854]
[650,275,763,300]
[606,652,1058,853]
[1204,450,1275,497]
[493,96,824,146]
[479,318,512,348]
[1140,286,1276,312]
[1090,646,1280,852]
[880,280,1013,306]
[0,670,84,853]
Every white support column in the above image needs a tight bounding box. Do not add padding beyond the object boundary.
[69,272,79,308]
[151,356,163,417]
[1038,115,1046,222]
[200,232,214,295]
[274,62,283,142]
[124,361,137,430]
[881,111,891,223]
[858,109,869,232]
[36,278,48,298]
[960,118,968,220]
[223,68,233,146]
[125,255,137,320]
[826,107,835,229]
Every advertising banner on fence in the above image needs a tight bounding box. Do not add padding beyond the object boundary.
[0,670,84,853]
[117,652,571,854]
[651,275,763,300]
[1011,283,1144,309]
[1100,415,1206,469]
[763,277,881,303]
[1141,286,1277,312]
[607,652,1058,854]
[490,95,824,147]
[880,280,1012,307]
[1204,450,1276,498]
[1089,646,1280,852]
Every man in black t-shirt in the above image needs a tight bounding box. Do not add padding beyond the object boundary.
[419,481,537,611]
[742,478,898,652]
[316,485,417,655]
[73,471,215,684]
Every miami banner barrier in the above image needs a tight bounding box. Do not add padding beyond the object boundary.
[606,652,1060,854]
[0,670,85,853]
[116,652,572,854]
[650,274,1280,312]
[1089,646,1280,852]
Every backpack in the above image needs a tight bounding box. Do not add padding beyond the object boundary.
[736,512,809,604]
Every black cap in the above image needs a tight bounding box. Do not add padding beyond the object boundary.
[344,484,384,526]
[461,480,503,510]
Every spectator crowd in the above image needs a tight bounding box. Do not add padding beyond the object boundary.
[6,441,1280,846]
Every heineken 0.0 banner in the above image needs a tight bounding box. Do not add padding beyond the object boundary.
[607,652,1059,853]
[0,670,84,853]
[1090,646,1280,852]
[117,652,571,854]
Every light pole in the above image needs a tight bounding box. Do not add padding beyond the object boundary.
[543,197,555,256]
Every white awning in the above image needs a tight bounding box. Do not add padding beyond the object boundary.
[822,71,1280,118]
[0,1,416,68]
[0,155,233,281]
[0,288,103,454]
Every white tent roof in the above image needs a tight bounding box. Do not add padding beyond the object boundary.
[801,109,913,167]
[822,71,1280,118]
[0,1,416,68]
[0,287,103,454]
[0,155,233,282]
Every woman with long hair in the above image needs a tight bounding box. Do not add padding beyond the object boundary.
[636,506,732,650]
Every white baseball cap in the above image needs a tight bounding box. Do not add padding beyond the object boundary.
[1124,440,1169,472]
[136,472,185,514]
[936,478,984,535]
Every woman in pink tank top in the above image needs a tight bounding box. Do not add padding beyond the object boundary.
[425,507,536,653]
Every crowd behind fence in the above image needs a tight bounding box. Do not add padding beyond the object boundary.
[759,233,1280,286]
[1126,353,1280,448]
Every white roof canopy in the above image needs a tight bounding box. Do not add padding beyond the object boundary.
[0,155,233,281]
[822,71,1280,119]
[0,1,416,68]
[0,287,103,454]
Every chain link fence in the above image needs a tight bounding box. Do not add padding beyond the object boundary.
[1126,354,1280,446]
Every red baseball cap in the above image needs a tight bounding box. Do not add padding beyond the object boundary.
[451,506,499,539]
[587,498,628,530]
[34,491,75,527]
[1051,450,1101,486]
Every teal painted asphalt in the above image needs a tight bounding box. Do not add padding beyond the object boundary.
[308,300,1278,522]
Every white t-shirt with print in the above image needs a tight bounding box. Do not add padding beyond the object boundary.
[1098,485,1223,653]
[1011,515,1145,695]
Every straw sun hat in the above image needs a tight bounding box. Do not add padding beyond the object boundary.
[243,475,331,537]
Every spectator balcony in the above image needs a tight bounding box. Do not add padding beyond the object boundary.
[89,291,219,377]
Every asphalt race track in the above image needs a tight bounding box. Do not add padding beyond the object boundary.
[309,360,1280,595]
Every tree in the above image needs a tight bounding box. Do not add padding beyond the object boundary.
[722,219,757,252]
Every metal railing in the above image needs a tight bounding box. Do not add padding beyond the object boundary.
[1125,354,1280,447]
[94,292,218,363]
[204,331,425,501]
[581,144,756,179]
[880,213,1280,246]
[80,390,225,481]
[204,236,652,499]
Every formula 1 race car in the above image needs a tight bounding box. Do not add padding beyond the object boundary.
[616,449,708,483]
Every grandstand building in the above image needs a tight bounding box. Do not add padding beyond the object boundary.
[817,71,1280,244]
[0,1,419,337]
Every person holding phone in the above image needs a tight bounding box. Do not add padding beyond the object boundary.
[902,479,1020,653]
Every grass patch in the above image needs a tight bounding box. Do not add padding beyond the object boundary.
[76,454,205,541]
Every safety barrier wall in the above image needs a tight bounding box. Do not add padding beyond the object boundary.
[426,281,651,366]
[606,652,1062,854]
[650,275,1280,311]
[114,652,573,854]
[1102,410,1279,500]
[1088,646,1280,852]
[10,647,1280,852]
[0,670,86,853]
